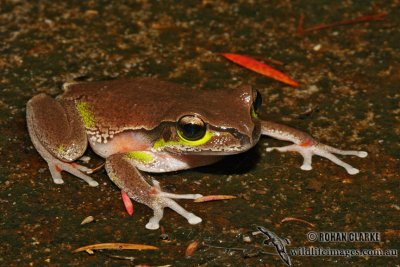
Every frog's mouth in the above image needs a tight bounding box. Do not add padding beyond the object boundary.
[164,144,254,155]
[163,126,261,156]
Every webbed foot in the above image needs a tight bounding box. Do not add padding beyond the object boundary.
[261,120,367,175]
[266,142,367,175]
[145,180,202,229]
[49,159,99,186]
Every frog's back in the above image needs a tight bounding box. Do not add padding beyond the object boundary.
[62,77,255,137]
[62,78,195,131]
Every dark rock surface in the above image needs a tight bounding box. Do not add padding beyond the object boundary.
[1,1,399,266]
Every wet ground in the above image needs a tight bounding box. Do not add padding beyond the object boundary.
[1,0,399,266]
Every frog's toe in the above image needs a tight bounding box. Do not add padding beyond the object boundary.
[146,221,160,230]
[49,164,64,184]
[187,214,202,225]
[313,146,361,175]
[78,155,91,163]
[161,197,202,225]
[158,191,203,199]
[48,160,99,186]
[146,208,164,230]
[149,180,202,225]
[300,162,312,171]
[145,196,202,230]
[72,163,94,174]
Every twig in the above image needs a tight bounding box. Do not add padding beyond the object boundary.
[297,12,305,35]
[281,217,316,228]
[298,12,387,34]
[90,162,105,173]
[73,243,158,253]
[99,251,136,261]
[202,242,246,252]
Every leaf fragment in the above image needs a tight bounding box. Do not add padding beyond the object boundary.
[221,53,300,87]
[80,216,94,225]
[281,217,315,227]
[73,243,158,253]
[185,241,199,257]
[194,195,237,202]
[121,190,134,216]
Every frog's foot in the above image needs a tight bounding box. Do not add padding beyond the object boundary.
[146,195,202,230]
[48,159,99,186]
[266,142,368,175]
[145,180,202,230]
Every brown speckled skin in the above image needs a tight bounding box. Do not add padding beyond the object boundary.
[261,120,312,145]
[62,77,256,137]
[26,94,88,161]
[105,153,153,204]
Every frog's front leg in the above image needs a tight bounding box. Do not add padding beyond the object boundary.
[261,121,368,175]
[105,152,202,230]
[26,94,98,186]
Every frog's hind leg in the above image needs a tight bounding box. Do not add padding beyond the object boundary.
[261,120,368,175]
[105,153,202,230]
[26,94,98,186]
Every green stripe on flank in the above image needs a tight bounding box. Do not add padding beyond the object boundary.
[153,131,215,149]
[126,151,154,164]
[57,145,65,154]
[76,101,95,129]
[251,109,259,119]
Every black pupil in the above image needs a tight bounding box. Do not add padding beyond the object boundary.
[179,121,206,141]
[253,90,262,111]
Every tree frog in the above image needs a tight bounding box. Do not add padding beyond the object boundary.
[26,78,367,229]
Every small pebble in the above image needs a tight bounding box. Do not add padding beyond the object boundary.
[243,235,251,243]
[160,234,169,241]
[313,44,322,51]
[80,216,94,225]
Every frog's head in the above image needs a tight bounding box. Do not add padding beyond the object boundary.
[152,85,262,155]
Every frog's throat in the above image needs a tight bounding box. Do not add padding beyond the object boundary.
[76,101,96,129]
[153,131,215,150]
[125,151,154,164]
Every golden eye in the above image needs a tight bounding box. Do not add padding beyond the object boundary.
[177,115,206,141]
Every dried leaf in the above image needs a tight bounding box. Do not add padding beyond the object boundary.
[80,216,94,225]
[136,265,171,267]
[121,190,134,216]
[90,162,105,173]
[185,241,199,257]
[221,53,300,87]
[73,243,158,253]
[194,195,237,202]
[281,217,315,227]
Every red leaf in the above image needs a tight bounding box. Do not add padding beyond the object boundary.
[221,53,300,87]
[121,190,134,216]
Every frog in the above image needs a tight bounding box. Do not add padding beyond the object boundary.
[26,77,367,230]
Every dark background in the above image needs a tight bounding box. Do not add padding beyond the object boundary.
[0,1,399,266]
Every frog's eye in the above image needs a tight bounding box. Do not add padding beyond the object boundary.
[177,115,206,141]
[253,90,262,112]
